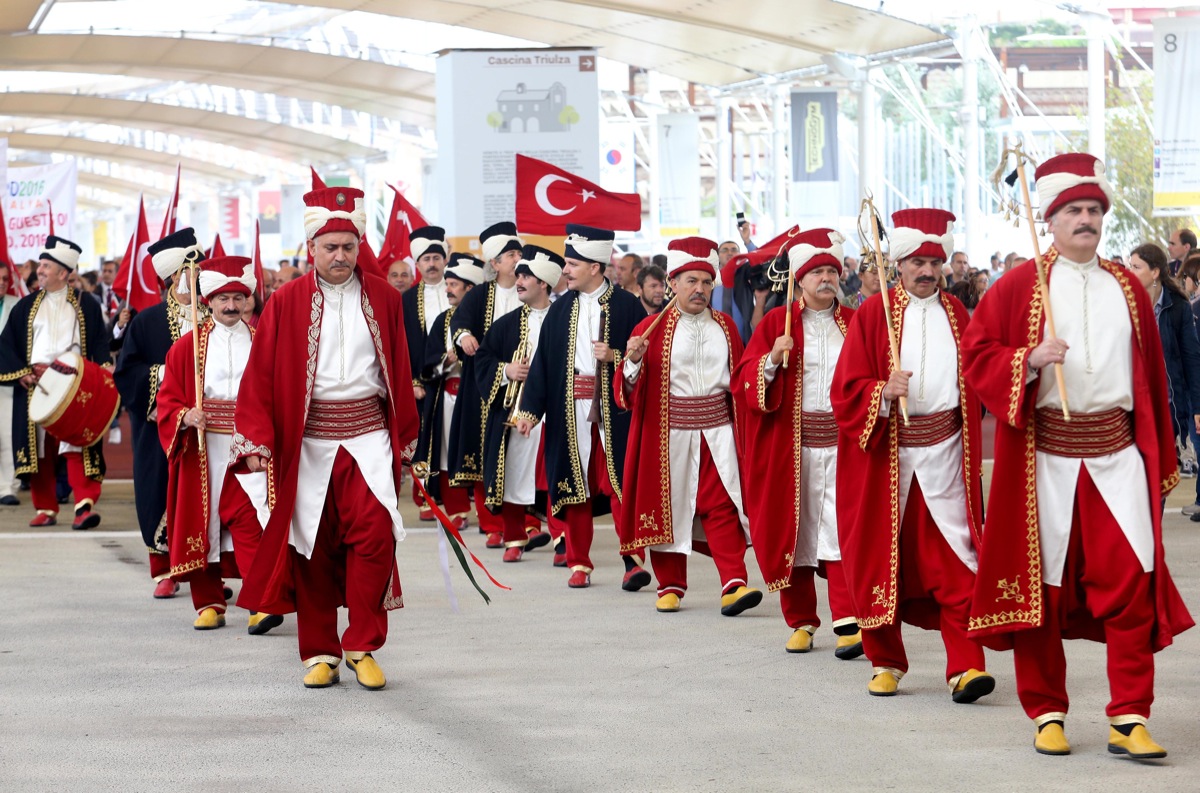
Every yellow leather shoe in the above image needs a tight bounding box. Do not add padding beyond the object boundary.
[1034,723,1071,756]
[1108,725,1166,760]
[719,586,763,616]
[951,669,996,704]
[346,653,386,690]
[193,608,226,631]
[868,671,899,697]
[303,662,340,689]
[785,628,814,653]
[834,631,864,660]
[655,593,681,612]
[247,612,285,636]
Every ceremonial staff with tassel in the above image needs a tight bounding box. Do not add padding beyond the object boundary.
[859,194,908,425]
[991,140,1070,419]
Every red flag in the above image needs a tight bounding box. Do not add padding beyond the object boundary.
[251,220,265,304]
[515,154,641,235]
[719,224,800,289]
[0,202,29,297]
[357,237,385,280]
[46,199,55,237]
[209,234,227,259]
[377,185,430,269]
[310,166,326,191]
[160,164,181,239]
[113,197,160,311]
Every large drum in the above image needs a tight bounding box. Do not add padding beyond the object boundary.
[28,352,120,448]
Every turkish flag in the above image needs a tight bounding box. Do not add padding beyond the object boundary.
[377,185,429,269]
[160,163,181,239]
[209,233,227,259]
[114,197,161,311]
[251,220,265,304]
[515,154,640,235]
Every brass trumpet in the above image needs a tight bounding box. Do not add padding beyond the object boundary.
[502,339,533,427]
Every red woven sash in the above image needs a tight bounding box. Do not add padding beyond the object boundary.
[201,398,236,434]
[304,397,386,440]
[1035,407,1133,458]
[800,411,837,448]
[897,408,962,447]
[668,392,732,430]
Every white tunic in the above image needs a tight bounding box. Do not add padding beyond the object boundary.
[289,275,404,559]
[502,306,549,505]
[434,315,462,474]
[421,280,449,334]
[202,321,269,562]
[764,305,844,565]
[32,288,82,456]
[571,282,609,497]
[1034,255,1152,585]
[622,309,748,553]
[492,283,521,323]
[883,291,976,571]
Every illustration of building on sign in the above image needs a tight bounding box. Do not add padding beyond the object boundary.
[490,82,577,133]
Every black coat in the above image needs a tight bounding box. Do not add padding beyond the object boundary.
[517,282,645,514]
[446,281,509,486]
[113,295,203,549]
[0,288,110,479]
[1156,287,1200,441]
[413,306,457,484]
[475,305,534,511]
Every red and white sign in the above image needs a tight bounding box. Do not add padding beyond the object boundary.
[219,195,240,240]
[515,154,641,235]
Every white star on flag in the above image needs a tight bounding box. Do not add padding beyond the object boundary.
[580,189,596,203]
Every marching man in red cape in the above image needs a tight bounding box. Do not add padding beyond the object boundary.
[831,208,995,703]
[732,229,862,655]
[157,255,280,635]
[963,153,1194,758]
[616,237,761,616]
[233,184,420,690]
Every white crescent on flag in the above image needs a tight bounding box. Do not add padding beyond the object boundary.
[535,174,576,216]
[136,242,155,294]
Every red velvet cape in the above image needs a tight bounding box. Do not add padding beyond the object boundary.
[731,299,853,592]
[830,286,984,631]
[157,319,252,581]
[962,247,1193,649]
[231,268,420,615]
[614,307,744,553]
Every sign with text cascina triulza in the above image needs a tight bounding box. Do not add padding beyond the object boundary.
[1154,17,1200,216]
[436,48,600,245]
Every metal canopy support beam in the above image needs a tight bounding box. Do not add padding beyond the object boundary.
[716,97,733,245]
[772,85,789,231]
[858,72,877,206]
[1085,12,1107,163]
[960,20,980,258]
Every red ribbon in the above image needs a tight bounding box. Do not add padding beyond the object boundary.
[411,475,510,592]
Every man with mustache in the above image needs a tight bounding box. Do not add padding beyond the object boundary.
[156,256,281,635]
[831,208,995,704]
[963,153,1193,758]
[733,228,862,655]
[233,185,420,690]
[402,226,451,521]
[412,254,485,529]
[514,224,649,589]
[476,246,564,562]
[617,237,759,615]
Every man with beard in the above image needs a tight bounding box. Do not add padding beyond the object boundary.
[733,229,862,656]
[963,153,1193,758]
[114,228,210,597]
[412,254,485,525]
[831,208,995,704]
[617,238,758,615]
[636,264,667,315]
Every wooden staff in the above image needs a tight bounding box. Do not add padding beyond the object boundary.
[781,268,796,369]
[189,261,205,453]
[862,195,909,426]
[1010,141,1070,420]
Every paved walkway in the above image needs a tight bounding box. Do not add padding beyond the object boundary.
[1,478,1197,792]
